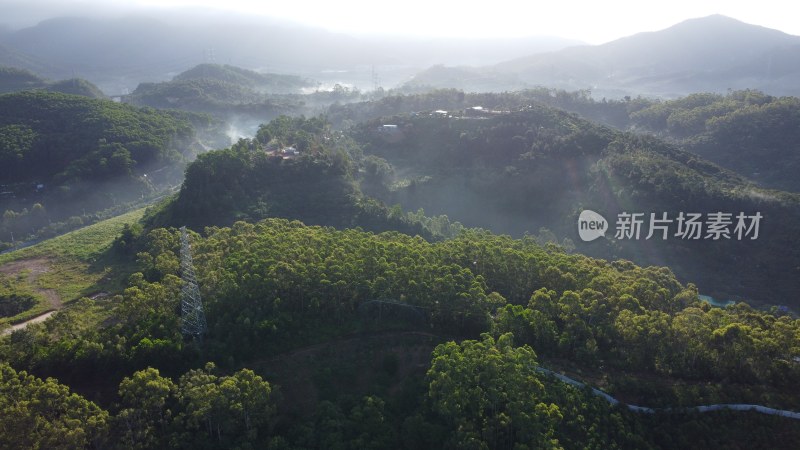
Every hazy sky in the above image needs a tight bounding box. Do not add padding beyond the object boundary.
[3,0,799,44]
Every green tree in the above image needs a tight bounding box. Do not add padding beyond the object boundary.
[346,396,396,449]
[0,363,109,449]
[427,334,563,449]
[115,367,176,449]
[175,362,275,448]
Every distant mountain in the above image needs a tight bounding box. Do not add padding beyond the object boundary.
[0,43,55,76]
[124,64,310,123]
[46,78,106,99]
[0,65,106,98]
[0,66,46,93]
[0,13,580,94]
[174,64,315,94]
[405,15,800,97]
[401,65,525,93]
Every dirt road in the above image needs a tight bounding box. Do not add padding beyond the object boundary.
[0,257,62,336]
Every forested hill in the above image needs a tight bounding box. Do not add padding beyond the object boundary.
[0,65,106,98]
[174,64,315,94]
[0,91,221,247]
[124,64,312,119]
[624,91,800,193]
[350,104,800,308]
[45,78,106,99]
[329,88,800,194]
[3,217,800,448]
[482,88,800,193]
[0,66,46,93]
[0,91,202,185]
[146,116,434,238]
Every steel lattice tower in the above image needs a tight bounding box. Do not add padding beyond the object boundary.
[180,226,207,340]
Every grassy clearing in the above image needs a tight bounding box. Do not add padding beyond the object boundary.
[0,208,145,263]
[0,208,145,329]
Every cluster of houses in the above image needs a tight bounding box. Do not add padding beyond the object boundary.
[373,106,512,143]
[426,106,509,118]
[268,146,300,160]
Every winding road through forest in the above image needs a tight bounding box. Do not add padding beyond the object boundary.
[262,329,800,421]
[537,367,800,419]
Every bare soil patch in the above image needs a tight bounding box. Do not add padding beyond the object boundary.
[0,257,62,335]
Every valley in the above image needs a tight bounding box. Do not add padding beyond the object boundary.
[1,5,800,449]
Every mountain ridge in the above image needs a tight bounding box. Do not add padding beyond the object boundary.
[0,13,581,94]
[406,15,800,97]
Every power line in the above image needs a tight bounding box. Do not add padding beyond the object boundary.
[180,226,207,341]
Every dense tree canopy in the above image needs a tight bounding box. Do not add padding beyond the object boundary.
[0,90,221,246]
[349,101,800,308]
[2,213,800,448]
[0,91,198,183]
[147,116,435,238]
[0,363,109,449]
[2,89,800,448]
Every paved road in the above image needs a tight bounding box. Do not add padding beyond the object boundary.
[537,367,800,419]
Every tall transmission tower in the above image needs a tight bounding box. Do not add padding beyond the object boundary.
[180,226,207,340]
[371,65,381,92]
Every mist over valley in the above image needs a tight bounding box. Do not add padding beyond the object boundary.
[2,4,800,449]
